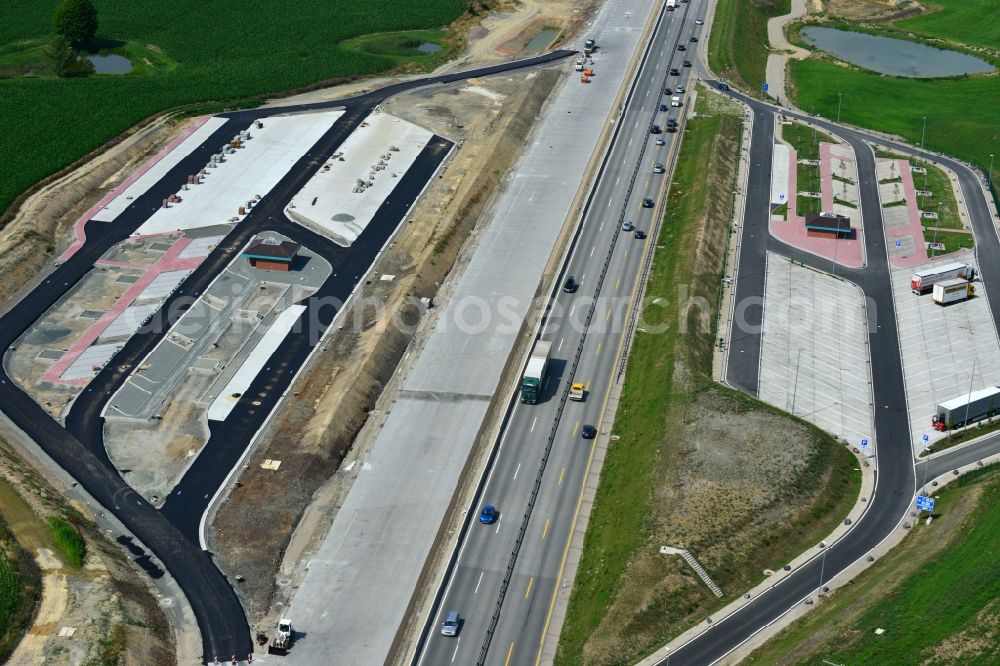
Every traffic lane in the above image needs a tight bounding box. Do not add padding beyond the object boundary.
[921,431,1000,481]
[724,102,774,394]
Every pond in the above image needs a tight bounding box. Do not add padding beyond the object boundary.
[524,29,560,54]
[800,27,995,78]
[86,53,134,74]
[416,42,442,54]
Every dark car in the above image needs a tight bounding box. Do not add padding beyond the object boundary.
[683,60,692,67]
[650,124,661,134]
[641,198,654,208]
[634,229,647,239]
[677,44,686,51]
[563,275,577,293]
[690,36,698,42]
[666,125,678,133]
[659,103,668,112]
[670,67,680,76]
[581,424,597,439]
[663,86,672,94]
[717,82,730,91]
[479,505,499,524]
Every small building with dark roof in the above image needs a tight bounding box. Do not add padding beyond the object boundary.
[805,211,852,239]
[243,238,300,272]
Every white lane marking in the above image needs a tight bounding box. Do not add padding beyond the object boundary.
[513,462,522,479]
[569,304,576,317]
[590,246,595,257]
[451,637,461,662]
[616,175,621,186]
[557,337,564,352]
[530,417,537,432]
[474,571,484,594]
[599,220,604,230]
[495,514,503,534]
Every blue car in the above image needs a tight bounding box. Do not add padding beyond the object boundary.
[479,505,499,524]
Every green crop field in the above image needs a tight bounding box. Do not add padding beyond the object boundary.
[0,0,467,218]
[789,59,1000,180]
[896,0,1000,50]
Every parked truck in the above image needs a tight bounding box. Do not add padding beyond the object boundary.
[931,386,1000,431]
[521,340,552,404]
[268,619,293,654]
[584,38,596,55]
[932,278,974,305]
[910,262,975,294]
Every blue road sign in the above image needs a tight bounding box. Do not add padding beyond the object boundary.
[895,239,902,249]
[916,495,935,512]
[861,438,869,448]
[762,83,769,92]
[923,434,930,443]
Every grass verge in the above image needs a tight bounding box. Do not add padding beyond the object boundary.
[709,0,790,94]
[48,516,86,567]
[0,515,40,661]
[781,121,835,218]
[896,0,1000,51]
[555,88,861,665]
[920,418,1000,457]
[744,463,1000,665]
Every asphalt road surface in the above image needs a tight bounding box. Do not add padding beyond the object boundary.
[0,51,572,663]
[414,2,711,664]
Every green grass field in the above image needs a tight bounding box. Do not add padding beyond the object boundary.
[788,59,999,184]
[896,0,1000,50]
[781,121,834,217]
[0,518,40,661]
[709,0,789,93]
[0,0,467,218]
[745,464,1000,665]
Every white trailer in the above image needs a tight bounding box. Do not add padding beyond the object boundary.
[910,262,974,294]
[932,278,974,305]
[666,0,677,9]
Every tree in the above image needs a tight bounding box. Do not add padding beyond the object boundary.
[53,0,98,49]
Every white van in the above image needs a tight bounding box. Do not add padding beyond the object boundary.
[671,95,682,107]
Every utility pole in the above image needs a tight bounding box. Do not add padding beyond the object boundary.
[962,359,978,429]
[920,116,927,150]
[791,348,803,415]
[837,92,842,123]
[990,153,995,188]
[818,546,828,593]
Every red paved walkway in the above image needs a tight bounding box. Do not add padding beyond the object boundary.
[769,142,865,268]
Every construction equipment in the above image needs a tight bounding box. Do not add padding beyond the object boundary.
[569,383,586,401]
[580,75,591,83]
[582,68,594,77]
[932,278,974,305]
[268,619,293,655]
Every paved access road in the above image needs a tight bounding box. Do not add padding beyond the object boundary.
[0,51,572,663]
[415,2,710,664]
[644,78,1000,666]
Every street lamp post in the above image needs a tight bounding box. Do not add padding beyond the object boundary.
[990,154,995,188]
[818,546,828,593]
[920,116,927,150]
[837,92,842,123]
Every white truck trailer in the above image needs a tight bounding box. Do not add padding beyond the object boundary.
[932,278,974,305]
[910,262,974,294]
[932,386,1000,431]
[520,340,552,404]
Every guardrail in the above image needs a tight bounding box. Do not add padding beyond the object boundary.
[476,3,696,663]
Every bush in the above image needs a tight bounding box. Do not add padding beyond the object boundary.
[48,516,86,567]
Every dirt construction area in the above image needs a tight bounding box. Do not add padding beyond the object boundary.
[208,65,564,626]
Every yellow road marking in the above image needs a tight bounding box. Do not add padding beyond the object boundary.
[558,467,565,485]
[542,518,551,539]
[571,422,579,437]
[606,307,612,320]
[595,342,602,354]
[624,249,629,260]
[505,642,515,666]
[615,276,622,289]
[525,576,535,599]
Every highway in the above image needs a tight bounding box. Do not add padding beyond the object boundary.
[0,51,572,663]
[415,2,710,664]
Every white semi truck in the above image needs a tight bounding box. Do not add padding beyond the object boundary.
[910,262,974,294]
[932,386,1000,431]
